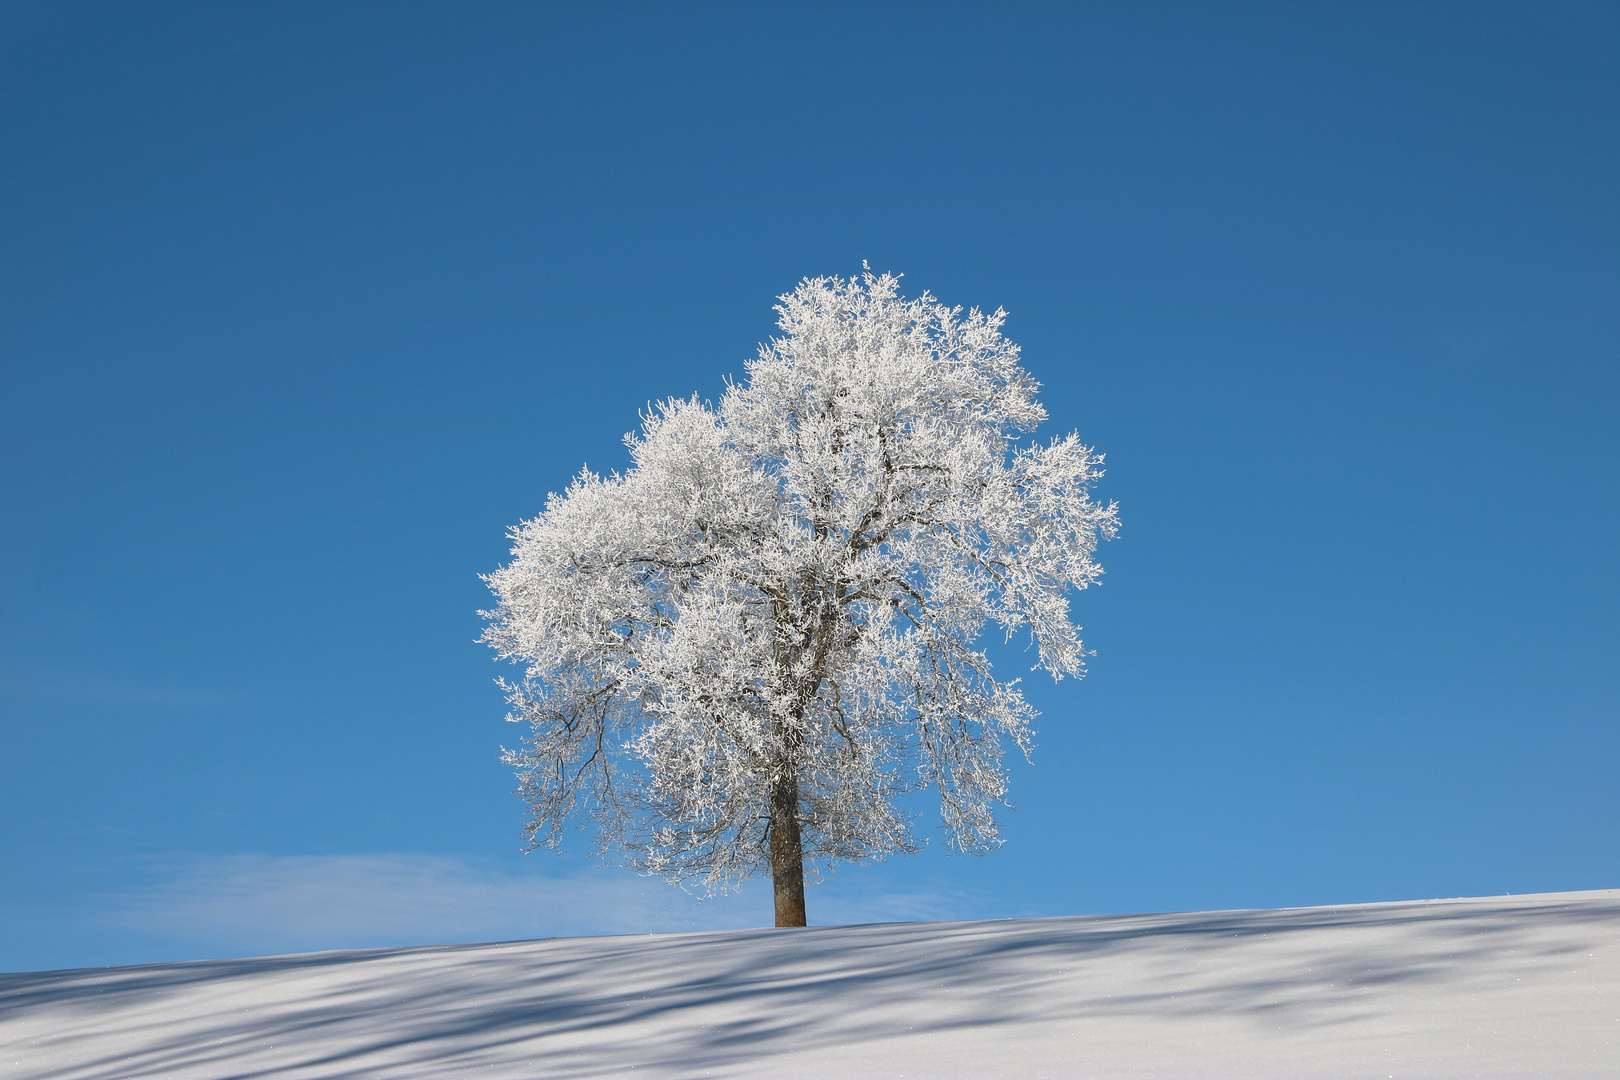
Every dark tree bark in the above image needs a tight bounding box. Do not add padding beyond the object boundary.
[769,772,807,927]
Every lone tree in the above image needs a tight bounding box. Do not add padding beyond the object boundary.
[481,270,1118,927]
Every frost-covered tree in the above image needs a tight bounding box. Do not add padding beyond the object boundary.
[481,270,1118,927]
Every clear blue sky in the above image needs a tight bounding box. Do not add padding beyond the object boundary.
[2,2,1616,973]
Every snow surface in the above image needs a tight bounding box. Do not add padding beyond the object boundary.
[3,890,1615,1079]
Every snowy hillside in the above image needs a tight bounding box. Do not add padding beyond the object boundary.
[4,889,1616,1079]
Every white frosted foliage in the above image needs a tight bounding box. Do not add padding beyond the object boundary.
[481,270,1119,893]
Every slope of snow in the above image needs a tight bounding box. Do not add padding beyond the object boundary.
[3,889,1616,1079]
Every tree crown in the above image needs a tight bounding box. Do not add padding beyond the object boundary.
[482,270,1118,892]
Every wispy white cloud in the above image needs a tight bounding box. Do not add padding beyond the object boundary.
[0,664,249,708]
[102,854,761,955]
[97,853,995,959]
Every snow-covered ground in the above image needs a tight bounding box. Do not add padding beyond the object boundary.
[3,889,1615,1079]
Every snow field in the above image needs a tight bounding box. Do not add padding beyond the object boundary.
[3,889,1616,1079]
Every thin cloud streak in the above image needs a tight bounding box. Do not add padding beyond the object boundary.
[0,666,250,708]
[96,853,997,960]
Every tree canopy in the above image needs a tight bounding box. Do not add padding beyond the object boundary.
[481,270,1118,925]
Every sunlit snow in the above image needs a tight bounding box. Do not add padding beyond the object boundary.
[4,890,1614,1079]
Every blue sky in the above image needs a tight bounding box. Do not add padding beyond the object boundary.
[2,2,1616,973]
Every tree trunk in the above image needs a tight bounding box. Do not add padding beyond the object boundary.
[769,772,807,927]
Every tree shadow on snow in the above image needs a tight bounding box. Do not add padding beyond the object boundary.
[3,895,1616,1079]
